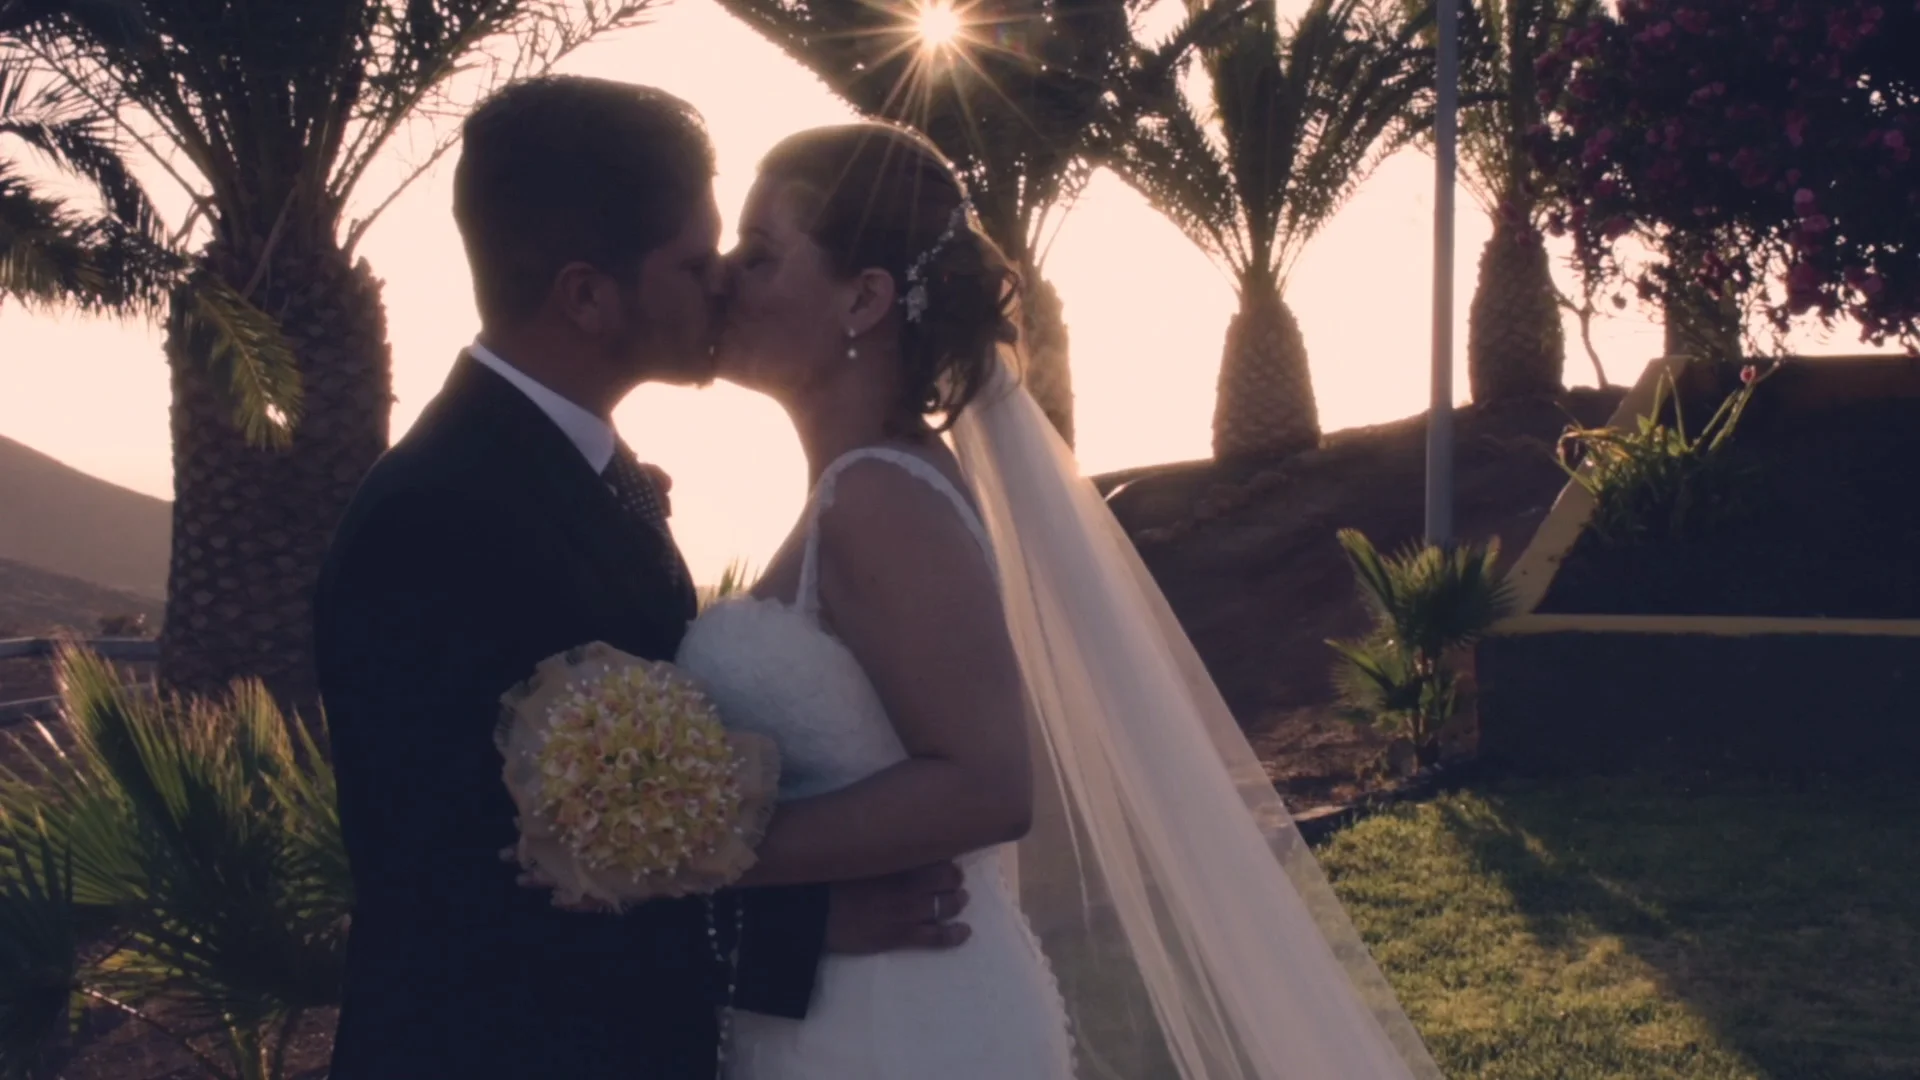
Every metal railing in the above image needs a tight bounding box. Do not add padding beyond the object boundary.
[0,637,159,724]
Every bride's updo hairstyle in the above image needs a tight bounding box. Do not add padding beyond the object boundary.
[756,123,1019,431]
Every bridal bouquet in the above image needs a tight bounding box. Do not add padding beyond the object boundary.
[495,642,779,909]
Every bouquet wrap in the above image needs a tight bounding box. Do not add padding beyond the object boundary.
[496,642,778,908]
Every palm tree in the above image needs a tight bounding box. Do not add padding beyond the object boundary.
[3,1,654,713]
[1420,0,1595,402]
[714,0,1238,446]
[1111,0,1433,461]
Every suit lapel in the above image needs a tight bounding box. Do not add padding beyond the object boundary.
[436,355,697,635]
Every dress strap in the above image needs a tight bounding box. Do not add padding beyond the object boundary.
[796,446,995,618]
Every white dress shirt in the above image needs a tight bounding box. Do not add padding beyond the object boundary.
[467,340,617,473]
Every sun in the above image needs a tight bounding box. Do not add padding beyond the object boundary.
[917,0,964,51]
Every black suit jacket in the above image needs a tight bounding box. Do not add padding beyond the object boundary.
[313,356,827,1079]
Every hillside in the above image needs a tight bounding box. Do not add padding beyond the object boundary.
[0,555,165,638]
[1098,388,1627,809]
[0,434,170,598]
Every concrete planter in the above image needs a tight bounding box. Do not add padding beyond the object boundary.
[1476,354,1920,776]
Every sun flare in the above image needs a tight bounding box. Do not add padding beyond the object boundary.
[916,1,963,51]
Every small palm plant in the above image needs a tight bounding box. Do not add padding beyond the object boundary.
[0,643,348,1080]
[699,559,758,612]
[1327,529,1514,770]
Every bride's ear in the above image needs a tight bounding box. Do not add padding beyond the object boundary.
[843,267,897,338]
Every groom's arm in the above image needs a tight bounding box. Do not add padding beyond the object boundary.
[319,489,717,985]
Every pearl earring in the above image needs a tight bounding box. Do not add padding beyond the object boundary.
[846,327,858,360]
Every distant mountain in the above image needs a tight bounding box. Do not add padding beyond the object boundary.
[0,555,164,638]
[0,434,169,598]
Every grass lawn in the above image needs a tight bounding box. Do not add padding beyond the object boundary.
[1318,778,1920,1080]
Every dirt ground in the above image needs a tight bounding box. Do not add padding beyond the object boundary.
[1102,388,1625,809]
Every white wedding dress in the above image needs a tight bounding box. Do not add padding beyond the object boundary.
[676,447,1077,1080]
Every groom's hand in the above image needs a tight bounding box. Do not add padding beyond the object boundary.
[825,863,971,954]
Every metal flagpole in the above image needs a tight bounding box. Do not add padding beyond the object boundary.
[1425,0,1460,546]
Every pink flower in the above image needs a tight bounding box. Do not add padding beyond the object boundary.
[1888,130,1908,151]
[1794,187,1818,211]
[1784,110,1809,147]
[1740,364,1758,385]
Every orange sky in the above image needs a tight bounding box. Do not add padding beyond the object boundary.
[0,0,1881,586]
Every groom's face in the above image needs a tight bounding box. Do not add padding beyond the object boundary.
[617,189,725,387]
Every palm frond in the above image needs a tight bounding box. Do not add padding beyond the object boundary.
[1327,634,1426,722]
[1334,527,1514,658]
[717,0,1200,270]
[175,273,304,451]
[1398,0,1596,217]
[1108,0,1434,295]
[0,162,104,308]
[20,645,350,1040]
[0,840,80,1080]
[0,57,162,247]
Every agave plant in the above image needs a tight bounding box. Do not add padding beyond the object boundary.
[1110,0,1435,461]
[0,643,348,1080]
[1327,528,1513,767]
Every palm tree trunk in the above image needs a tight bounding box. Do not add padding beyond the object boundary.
[1213,287,1319,461]
[1468,208,1566,402]
[1019,272,1075,447]
[160,237,390,717]
[1662,237,1742,363]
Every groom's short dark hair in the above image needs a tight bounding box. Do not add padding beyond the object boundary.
[454,76,716,328]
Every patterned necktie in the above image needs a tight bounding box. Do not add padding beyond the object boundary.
[604,442,689,592]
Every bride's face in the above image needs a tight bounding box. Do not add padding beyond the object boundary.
[716,176,854,394]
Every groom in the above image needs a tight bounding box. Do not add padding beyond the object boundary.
[313,77,969,1080]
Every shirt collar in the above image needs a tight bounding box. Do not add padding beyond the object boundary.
[468,339,618,473]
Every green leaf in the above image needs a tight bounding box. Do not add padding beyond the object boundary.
[177,273,304,451]
[0,645,350,1066]
[0,839,80,1080]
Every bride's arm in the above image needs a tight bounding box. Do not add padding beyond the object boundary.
[737,462,1033,888]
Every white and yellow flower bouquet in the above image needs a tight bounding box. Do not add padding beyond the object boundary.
[495,642,779,909]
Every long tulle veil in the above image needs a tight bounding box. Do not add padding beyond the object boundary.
[950,349,1443,1080]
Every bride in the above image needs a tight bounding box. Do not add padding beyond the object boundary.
[659,122,1438,1079]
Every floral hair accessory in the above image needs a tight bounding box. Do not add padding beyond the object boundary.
[901,196,974,324]
[496,642,779,909]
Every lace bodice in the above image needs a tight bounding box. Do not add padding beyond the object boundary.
[676,447,996,799]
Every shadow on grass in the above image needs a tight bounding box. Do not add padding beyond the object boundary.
[1401,776,1920,1079]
